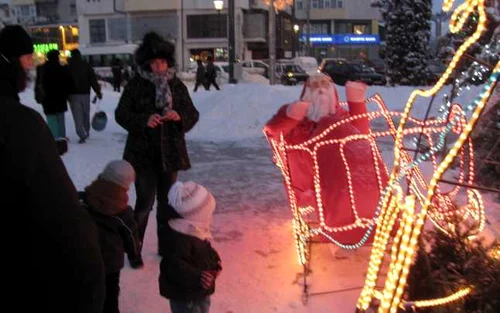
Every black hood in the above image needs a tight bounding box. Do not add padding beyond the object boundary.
[0,55,23,101]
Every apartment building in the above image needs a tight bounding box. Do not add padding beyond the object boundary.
[0,0,15,27]
[77,0,296,70]
[295,0,381,61]
[10,0,76,24]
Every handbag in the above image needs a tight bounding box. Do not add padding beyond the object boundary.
[91,99,107,131]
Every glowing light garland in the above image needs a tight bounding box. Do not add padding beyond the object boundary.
[266,94,485,265]
[355,0,499,311]
[265,1,496,309]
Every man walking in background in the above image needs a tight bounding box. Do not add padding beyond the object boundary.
[193,59,208,92]
[205,56,220,91]
[67,48,103,144]
[111,57,123,92]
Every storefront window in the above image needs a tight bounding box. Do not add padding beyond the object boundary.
[353,24,369,35]
[187,14,227,39]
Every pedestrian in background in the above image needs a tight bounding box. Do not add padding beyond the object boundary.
[193,59,208,92]
[36,49,72,139]
[204,56,220,91]
[112,57,124,93]
[67,48,103,144]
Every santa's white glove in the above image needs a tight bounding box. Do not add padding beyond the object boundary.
[345,81,368,103]
[286,101,311,121]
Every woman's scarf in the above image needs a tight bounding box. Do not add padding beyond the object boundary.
[169,218,212,241]
[137,67,174,111]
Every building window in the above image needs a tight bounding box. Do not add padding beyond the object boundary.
[303,23,329,34]
[353,24,369,35]
[311,0,319,8]
[296,0,303,10]
[338,0,344,8]
[89,19,106,43]
[187,14,227,39]
[19,5,31,17]
[70,4,76,15]
[108,18,126,41]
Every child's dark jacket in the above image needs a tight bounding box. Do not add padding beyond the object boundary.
[79,191,140,274]
[159,224,222,302]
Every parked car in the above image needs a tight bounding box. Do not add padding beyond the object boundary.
[275,62,309,85]
[351,58,386,75]
[318,58,386,86]
[240,60,269,76]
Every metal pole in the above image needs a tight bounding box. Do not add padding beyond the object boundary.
[228,0,236,83]
[292,0,296,57]
[181,0,185,72]
[269,0,276,85]
[306,0,311,56]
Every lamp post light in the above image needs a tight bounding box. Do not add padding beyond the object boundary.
[293,24,299,57]
[213,0,223,10]
[213,0,236,83]
[214,0,223,44]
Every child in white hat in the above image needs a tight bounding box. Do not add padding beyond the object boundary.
[158,181,222,313]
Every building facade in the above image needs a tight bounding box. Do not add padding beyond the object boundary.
[294,0,381,61]
[76,0,382,69]
[77,0,297,70]
[0,0,16,27]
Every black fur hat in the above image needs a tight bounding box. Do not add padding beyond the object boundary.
[0,25,33,59]
[135,32,176,70]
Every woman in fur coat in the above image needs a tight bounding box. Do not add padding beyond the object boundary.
[115,31,199,268]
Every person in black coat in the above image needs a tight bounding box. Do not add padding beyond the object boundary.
[204,56,220,91]
[0,25,105,313]
[67,48,102,144]
[159,181,222,313]
[193,59,208,92]
[115,31,199,268]
[79,160,141,313]
[111,58,124,92]
[35,49,72,138]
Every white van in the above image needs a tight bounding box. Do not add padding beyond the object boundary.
[79,44,138,82]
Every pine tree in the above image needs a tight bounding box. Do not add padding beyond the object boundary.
[383,0,432,86]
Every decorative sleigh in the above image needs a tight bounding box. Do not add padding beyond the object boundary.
[265,93,486,304]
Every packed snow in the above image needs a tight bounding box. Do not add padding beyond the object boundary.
[18,79,499,313]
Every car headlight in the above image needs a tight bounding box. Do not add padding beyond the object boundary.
[287,72,294,77]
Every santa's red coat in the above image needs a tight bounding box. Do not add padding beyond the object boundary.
[265,101,388,244]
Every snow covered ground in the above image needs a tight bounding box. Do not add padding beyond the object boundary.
[18,80,499,313]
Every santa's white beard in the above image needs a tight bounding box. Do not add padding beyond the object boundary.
[307,88,336,122]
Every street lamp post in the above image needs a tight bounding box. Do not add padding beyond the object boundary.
[214,0,236,83]
[214,0,223,41]
[268,0,276,85]
[293,24,299,57]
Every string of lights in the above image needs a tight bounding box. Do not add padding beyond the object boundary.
[357,0,500,313]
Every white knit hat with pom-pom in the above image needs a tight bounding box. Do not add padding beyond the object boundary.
[168,181,216,225]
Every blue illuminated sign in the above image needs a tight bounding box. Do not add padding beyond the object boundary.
[300,34,380,45]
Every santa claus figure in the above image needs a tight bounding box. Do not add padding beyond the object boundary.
[264,73,388,245]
